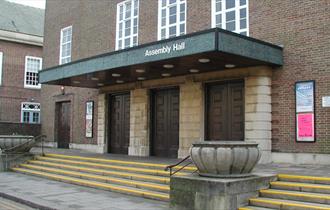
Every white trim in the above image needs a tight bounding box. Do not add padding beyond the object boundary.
[70,143,105,153]
[211,0,249,36]
[24,56,42,89]
[59,26,72,65]
[272,152,330,165]
[157,0,187,40]
[115,0,139,50]
[0,52,3,86]
[0,29,43,46]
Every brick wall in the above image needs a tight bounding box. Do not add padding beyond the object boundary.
[0,122,41,136]
[43,0,330,153]
[0,40,42,123]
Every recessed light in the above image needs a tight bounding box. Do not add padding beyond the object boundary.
[225,64,236,68]
[198,58,210,63]
[97,83,104,86]
[137,77,146,81]
[163,64,174,69]
[112,73,121,77]
[116,80,124,84]
[189,69,200,73]
[161,73,171,77]
[73,81,80,84]
[91,77,99,81]
[136,69,145,73]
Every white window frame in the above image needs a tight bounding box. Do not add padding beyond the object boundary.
[157,0,187,40]
[24,56,42,89]
[21,102,41,124]
[211,0,249,36]
[59,25,72,65]
[0,52,3,86]
[116,0,139,50]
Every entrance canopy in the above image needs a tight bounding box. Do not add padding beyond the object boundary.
[39,28,283,88]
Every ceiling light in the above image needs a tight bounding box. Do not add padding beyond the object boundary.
[225,64,236,68]
[198,58,210,63]
[116,80,124,84]
[163,64,174,69]
[161,73,171,77]
[97,83,104,86]
[189,69,200,73]
[73,81,80,84]
[136,69,145,73]
[112,73,121,77]
[137,77,146,81]
[91,77,99,81]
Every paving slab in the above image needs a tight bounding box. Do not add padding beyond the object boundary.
[0,172,169,210]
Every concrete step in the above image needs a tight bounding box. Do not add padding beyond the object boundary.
[270,181,330,194]
[249,197,330,210]
[27,160,170,184]
[238,206,276,210]
[12,167,169,201]
[260,189,330,205]
[34,156,188,177]
[19,163,169,193]
[278,174,330,185]
[45,153,197,172]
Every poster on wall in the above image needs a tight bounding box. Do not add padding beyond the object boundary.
[296,81,314,113]
[85,101,93,138]
[296,113,315,142]
[295,81,315,142]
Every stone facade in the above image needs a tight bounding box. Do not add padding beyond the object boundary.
[42,0,330,159]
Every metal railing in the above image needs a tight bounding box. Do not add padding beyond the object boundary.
[165,155,197,176]
[0,135,46,171]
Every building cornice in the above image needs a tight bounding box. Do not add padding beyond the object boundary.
[0,29,43,46]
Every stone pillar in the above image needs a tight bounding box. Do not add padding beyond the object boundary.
[96,93,107,153]
[178,81,204,158]
[245,76,272,164]
[128,89,150,156]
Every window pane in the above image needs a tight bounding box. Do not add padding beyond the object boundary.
[240,19,246,29]
[226,11,235,21]
[216,14,222,27]
[169,25,176,37]
[180,23,185,34]
[216,0,221,12]
[226,21,235,31]
[125,2,131,18]
[169,0,176,4]
[225,0,235,9]
[161,28,166,39]
[240,8,246,19]
[169,14,176,24]
[240,0,246,6]
[169,6,176,15]
[124,38,130,47]
[161,0,166,7]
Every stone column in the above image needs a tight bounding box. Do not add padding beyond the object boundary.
[245,75,272,164]
[128,89,150,156]
[96,93,107,153]
[178,81,204,158]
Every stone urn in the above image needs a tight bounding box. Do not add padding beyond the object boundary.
[190,141,260,178]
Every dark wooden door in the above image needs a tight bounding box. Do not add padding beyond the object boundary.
[109,93,130,154]
[206,81,244,141]
[57,102,71,149]
[151,88,179,158]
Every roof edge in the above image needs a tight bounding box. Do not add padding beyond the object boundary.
[0,29,43,46]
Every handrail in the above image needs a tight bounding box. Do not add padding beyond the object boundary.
[2,135,46,154]
[165,155,196,176]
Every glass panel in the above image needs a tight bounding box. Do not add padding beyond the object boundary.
[124,38,130,47]
[169,5,176,15]
[169,0,176,4]
[161,9,166,18]
[169,14,176,24]
[180,23,185,34]
[161,28,166,39]
[32,112,39,123]
[240,8,246,18]
[216,0,222,12]
[225,0,235,9]
[133,0,138,16]
[133,36,138,46]
[125,2,131,19]
[226,10,235,21]
[226,21,235,31]
[240,0,246,6]
[180,12,185,21]
[216,14,222,26]
[240,19,246,29]
[169,25,176,37]
[161,0,166,7]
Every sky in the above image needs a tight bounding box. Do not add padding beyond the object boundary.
[6,0,46,9]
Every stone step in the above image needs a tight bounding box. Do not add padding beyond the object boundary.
[270,181,330,194]
[249,197,330,210]
[27,160,170,184]
[278,174,330,185]
[12,167,169,201]
[238,206,276,210]
[19,163,169,193]
[34,156,188,177]
[45,153,197,172]
[260,189,330,205]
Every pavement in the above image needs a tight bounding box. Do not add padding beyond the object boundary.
[0,196,35,210]
[0,172,169,210]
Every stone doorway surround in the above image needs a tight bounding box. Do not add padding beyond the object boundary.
[97,66,273,164]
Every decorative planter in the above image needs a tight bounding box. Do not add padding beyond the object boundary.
[190,141,260,178]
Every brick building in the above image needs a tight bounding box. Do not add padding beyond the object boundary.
[0,0,44,136]
[40,0,329,164]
